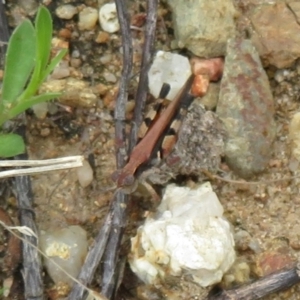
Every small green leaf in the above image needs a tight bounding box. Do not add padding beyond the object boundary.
[1,20,35,105]
[35,6,52,72]
[42,49,67,82]
[0,134,25,158]
[8,93,62,119]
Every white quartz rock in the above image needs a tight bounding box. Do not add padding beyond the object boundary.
[78,7,98,31]
[77,159,94,187]
[148,51,192,100]
[99,3,120,33]
[39,226,88,286]
[129,183,235,287]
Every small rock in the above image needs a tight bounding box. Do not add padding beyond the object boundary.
[95,31,110,44]
[40,78,98,108]
[51,61,70,79]
[224,260,251,287]
[216,38,276,178]
[146,103,226,186]
[99,53,112,64]
[99,3,120,33]
[18,0,38,16]
[198,83,220,110]
[39,226,88,286]
[148,51,191,100]
[234,230,251,251]
[40,128,51,137]
[167,0,237,57]
[129,183,235,287]
[255,249,294,277]
[56,4,78,20]
[78,7,98,31]
[58,28,72,39]
[103,71,117,83]
[32,102,48,119]
[250,2,300,68]
[77,159,94,188]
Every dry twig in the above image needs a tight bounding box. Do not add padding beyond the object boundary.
[102,1,158,298]
[129,0,158,151]
[0,156,84,178]
[208,263,300,300]
[101,0,134,297]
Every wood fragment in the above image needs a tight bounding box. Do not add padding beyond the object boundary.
[101,0,135,297]
[67,212,113,299]
[14,154,44,300]
[129,0,158,152]
[0,156,84,178]
[208,263,300,300]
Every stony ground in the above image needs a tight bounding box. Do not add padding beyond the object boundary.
[2,0,300,299]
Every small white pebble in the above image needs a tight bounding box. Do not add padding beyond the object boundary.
[274,70,285,83]
[99,3,120,33]
[100,53,112,64]
[51,61,70,79]
[148,51,192,100]
[103,71,117,83]
[78,7,98,31]
[77,159,94,187]
[32,102,48,119]
[56,4,78,20]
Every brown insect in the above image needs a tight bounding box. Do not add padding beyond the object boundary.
[111,56,224,195]
[111,75,195,191]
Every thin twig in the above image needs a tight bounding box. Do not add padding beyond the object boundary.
[101,1,158,297]
[0,0,10,63]
[129,0,158,152]
[0,156,84,178]
[0,156,84,167]
[206,172,300,185]
[14,152,44,299]
[65,211,113,299]
[208,262,300,300]
[101,0,133,297]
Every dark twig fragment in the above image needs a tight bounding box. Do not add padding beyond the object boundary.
[67,212,113,299]
[129,0,158,152]
[208,262,300,300]
[101,0,133,297]
[14,126,43,300]
[0,0,10,64]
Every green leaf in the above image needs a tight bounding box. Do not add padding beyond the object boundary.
[42,49,67,82]
[0,134,25,158]
[35,6,52,73]
[7,93,61,120]
[1,20,35,105]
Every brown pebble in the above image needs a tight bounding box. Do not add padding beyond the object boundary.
[40,128,51,137]
[70,58,82,68]
[131,13,146,27]
[95,31,110,44]
[255,250,294,277]
[58,28,72,39]
[103,86,118,109]
[191,74,209,97]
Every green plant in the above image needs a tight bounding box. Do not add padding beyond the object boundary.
[0,6,67,157]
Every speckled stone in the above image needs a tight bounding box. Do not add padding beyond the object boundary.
[146,102,226,185]
[216,38,276,178]
[167,0,237,57]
